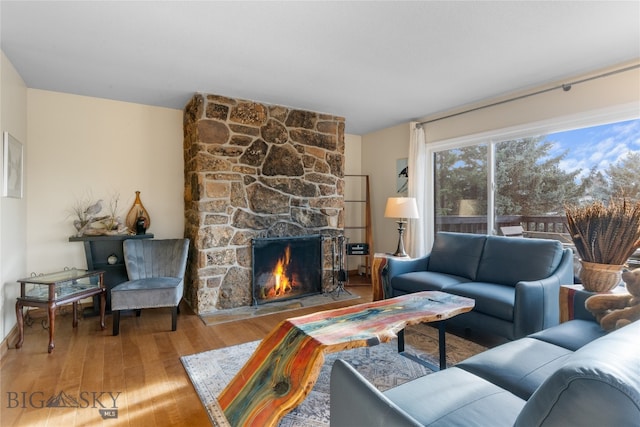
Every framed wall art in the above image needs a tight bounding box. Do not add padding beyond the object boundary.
[396,158,408,195]
[3,131,23,198]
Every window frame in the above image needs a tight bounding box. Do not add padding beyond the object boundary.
[425,102,640,248]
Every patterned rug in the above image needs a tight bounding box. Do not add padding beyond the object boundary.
[180,324,487,426]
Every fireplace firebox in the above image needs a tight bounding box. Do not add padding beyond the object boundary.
[252,235,323,305]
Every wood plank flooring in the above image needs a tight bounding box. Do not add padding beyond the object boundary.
[0,283,372,426]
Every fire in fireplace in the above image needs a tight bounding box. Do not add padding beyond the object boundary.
[252,235,323,305]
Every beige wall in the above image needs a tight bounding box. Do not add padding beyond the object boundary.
[344,133,362,175]
[1,51,28,343]
[361,123,411,256]
[422,62,640,143]
[26,90,186,278]
[364,62,640,255]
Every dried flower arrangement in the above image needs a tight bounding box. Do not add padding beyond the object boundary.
[565,199,640,265]
[69,192,126,236]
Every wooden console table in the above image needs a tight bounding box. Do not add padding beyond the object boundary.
[218,291,474,426]
[15,269,106,353]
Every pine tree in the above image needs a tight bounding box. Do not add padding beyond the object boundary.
[607,152,640,201]
[494,136,582,215]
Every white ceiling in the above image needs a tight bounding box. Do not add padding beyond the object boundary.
[1,1,639,135]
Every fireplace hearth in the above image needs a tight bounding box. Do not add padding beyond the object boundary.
[252,235,323,305]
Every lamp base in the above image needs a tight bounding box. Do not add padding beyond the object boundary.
[393,220,409,257]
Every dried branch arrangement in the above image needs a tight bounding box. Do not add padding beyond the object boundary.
[565,199,640,265]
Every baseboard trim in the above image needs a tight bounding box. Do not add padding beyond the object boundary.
[0,324,19,361]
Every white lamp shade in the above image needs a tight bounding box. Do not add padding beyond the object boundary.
[384,197,419,219]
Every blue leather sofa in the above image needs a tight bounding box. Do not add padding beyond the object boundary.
[385,232,574,340]
[330,313,640,426]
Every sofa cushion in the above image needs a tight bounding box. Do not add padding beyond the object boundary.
[515,321,640,427]
[427,232,486,280]
[391,271,470,294]
[528,319,607,351]
[457,337,573,400]
[476,236,563,286]
[384,366,525,426]
[446,281,515,321]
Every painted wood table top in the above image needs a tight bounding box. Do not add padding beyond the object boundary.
[217,291,475,427]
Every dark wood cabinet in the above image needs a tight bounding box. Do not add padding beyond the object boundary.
[69,234,154,313]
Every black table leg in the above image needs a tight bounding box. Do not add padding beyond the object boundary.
[398,321,447,371]
[437,321,446,370]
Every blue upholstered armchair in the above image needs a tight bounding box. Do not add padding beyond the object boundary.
[111,238,190,335]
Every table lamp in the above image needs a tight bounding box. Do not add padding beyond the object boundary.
[384,197,419,257]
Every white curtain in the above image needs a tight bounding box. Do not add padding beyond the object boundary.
[407,123,427,257]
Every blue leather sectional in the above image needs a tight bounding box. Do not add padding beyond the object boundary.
[385,232,574,340]
[330,311,640,426]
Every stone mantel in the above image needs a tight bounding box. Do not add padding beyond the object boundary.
[183,93,345,314]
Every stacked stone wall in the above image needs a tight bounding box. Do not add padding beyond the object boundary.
[183,93,345,313]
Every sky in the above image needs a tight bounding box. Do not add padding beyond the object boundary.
[546,118,640,180]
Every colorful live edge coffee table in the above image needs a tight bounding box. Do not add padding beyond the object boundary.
[217,291,475,427]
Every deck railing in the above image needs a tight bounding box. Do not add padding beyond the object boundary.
[436,215,567,235]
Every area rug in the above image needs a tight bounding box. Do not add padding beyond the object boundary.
[181,324,487,426]
[198,291,360,326]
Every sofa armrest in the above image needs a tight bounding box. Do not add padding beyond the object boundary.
[513,248,574,338]
[386,255,430,281]
[513,278,560,338]
[515,321,640,427]
[330,359,422,427]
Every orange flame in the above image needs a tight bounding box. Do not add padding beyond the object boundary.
[271,246,292,297]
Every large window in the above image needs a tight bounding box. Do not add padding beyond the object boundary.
[428,110,640,246]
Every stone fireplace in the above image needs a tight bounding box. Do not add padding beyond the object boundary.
[183,93,345,314]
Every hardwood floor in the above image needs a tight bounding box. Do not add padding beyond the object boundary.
[1,281,372,426]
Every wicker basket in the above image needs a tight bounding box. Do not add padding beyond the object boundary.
[579,261,624,292]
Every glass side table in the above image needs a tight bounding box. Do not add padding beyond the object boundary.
[15,268,106,353]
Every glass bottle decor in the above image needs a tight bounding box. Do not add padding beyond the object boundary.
[125,191,151,233]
